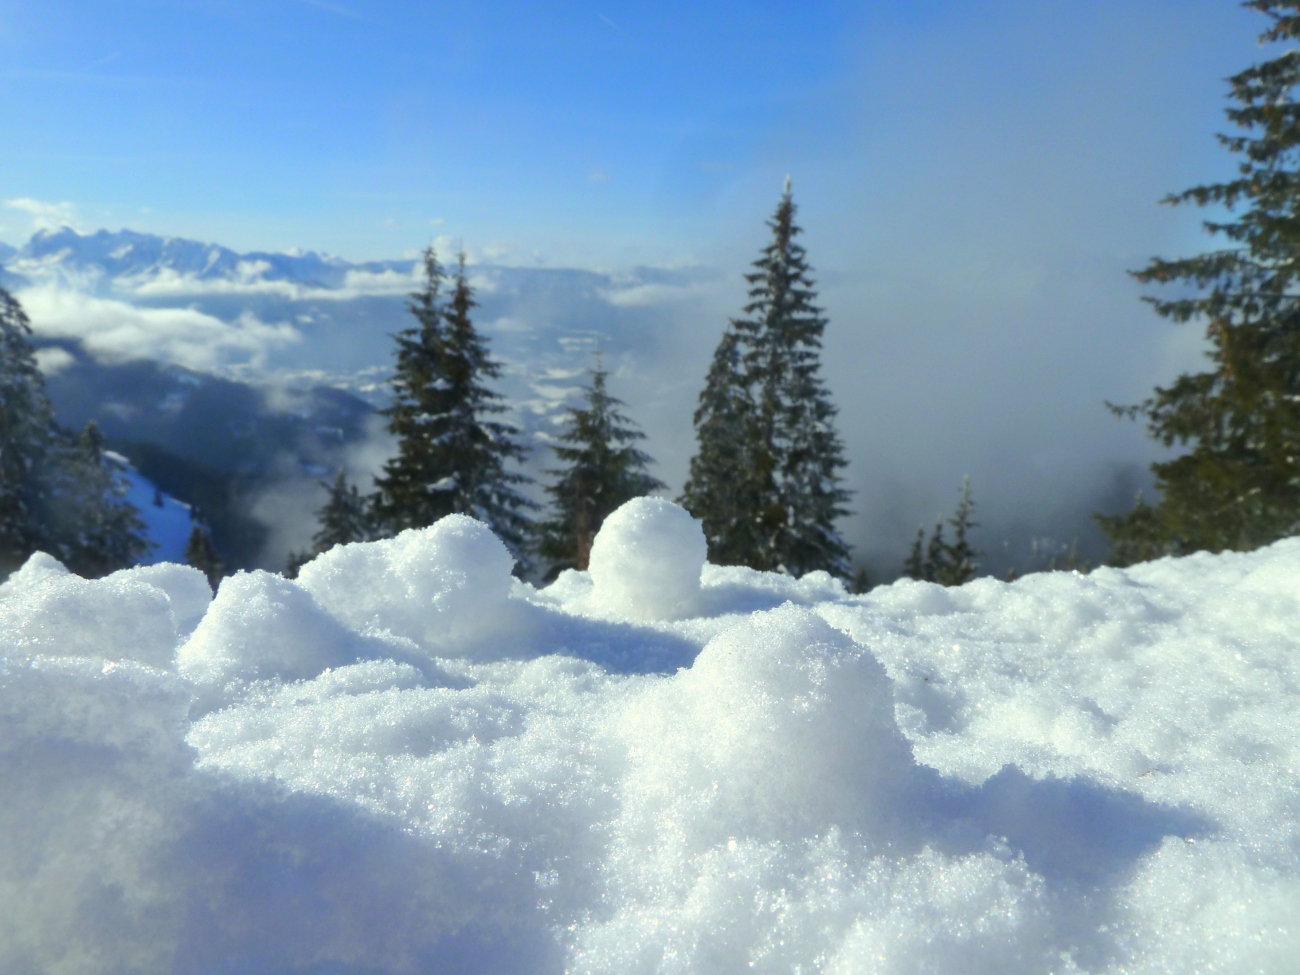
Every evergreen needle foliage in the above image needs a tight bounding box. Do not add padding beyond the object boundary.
[1,286,149,577]
[1101,2,1300,563]
[287,469,373,577]
[537,362,665,577]
[314,470,372,553]
[372,247,535,563]
[904,476,980,586]
[185,524,224,591]
[682,180,852,577]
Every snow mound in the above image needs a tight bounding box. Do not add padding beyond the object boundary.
[587,497,706,620]
[296,514,530,657]
[2,506,1299,974]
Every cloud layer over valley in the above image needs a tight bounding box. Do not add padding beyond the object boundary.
[4,225,1178,576]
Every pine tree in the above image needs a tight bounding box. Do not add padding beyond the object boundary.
[682,179,852,577]
[185,524,224,591]
[903,477,980,586]
[372,248,534,561]
[1,288,148,577]
[681,329,761,567]
[537,363,665,576]
[313,469,371,552]
[0,286,56,573]
[1100,2,1300,563]
[54,422,151,577]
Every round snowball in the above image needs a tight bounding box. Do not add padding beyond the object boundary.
[588,498,706,621]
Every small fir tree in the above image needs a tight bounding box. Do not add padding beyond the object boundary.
[372,248,535,561]
[903,477,980,586]
[1101,2,1300,562]
[537,363,665,576]
[185,523,224,591]
[682,179,852,577]
[54,422,151,577]
[681,329,761,567]
[313,469,372,553]
[287,469,373,577]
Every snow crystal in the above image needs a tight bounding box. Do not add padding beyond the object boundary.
[2,504,1300,974]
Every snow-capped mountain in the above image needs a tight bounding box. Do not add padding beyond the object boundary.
[6,227,411,291]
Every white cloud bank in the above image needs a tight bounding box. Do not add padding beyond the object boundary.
[3,197,82,234]
[1,502,1297,973]
[16,284,301,372]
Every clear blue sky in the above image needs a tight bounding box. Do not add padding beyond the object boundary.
[0,0,1263,264]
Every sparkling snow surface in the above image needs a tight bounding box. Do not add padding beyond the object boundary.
[2,503,1298,974]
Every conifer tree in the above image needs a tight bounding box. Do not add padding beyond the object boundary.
[54,422,151,577]
[682,180,852,577]
[185,523,224,591]
[372,248,534,560]
[681,329,760,567]
[1,287,148,577]
[537,363,665,576]
[313,469,372,553]
[0,286,55,572]
[903,477,980,586]
[1101,2,1300,562]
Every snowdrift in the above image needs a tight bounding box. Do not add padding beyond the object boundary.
[2,497,1298,974]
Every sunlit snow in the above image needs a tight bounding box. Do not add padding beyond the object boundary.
[2,500,1297,974]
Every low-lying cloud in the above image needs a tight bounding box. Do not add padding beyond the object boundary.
[17,285,301,374]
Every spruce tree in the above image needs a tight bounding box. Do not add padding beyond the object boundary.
[682,179,852,577]
[1101,2,1300,562]
[313,469,372,553]
[1,287,148,577]
[537,363,665,576]
[372,248,534,560]
[0,286,54,572]
[185,523,224,591]
[54,422,151,577]
[903,477,980,586]
[681,329,761,567]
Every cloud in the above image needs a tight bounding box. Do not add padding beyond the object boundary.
[33,346,76,375]
[16,285,300,373]
[601,280,722,308]
[4,198,82,233]
[587,169,610,184]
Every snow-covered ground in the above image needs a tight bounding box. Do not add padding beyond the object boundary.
[1,497,1297,974]
[120,466,194,565]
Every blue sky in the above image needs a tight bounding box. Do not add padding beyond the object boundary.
[0,0,1262,263]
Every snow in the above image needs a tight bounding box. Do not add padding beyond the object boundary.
[2,498,1299,974]
[121,466,194,564]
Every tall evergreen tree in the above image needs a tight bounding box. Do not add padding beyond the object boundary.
[536,362,665,576]
[681,329,761,567]
[1,287,148,577]
[0,286,55,572]
[682,179,852,577]
[372,248,534,559]
[1101,2,1300,563]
